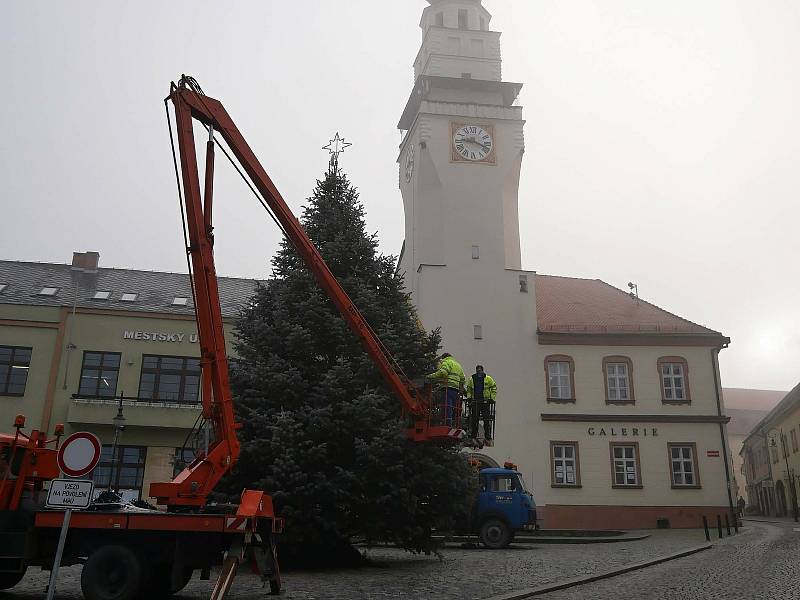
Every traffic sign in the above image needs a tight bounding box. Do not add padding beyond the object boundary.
[46,479,94,509]
[57,431,101,478]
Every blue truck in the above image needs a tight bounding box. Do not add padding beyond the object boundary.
[472,462,537,548]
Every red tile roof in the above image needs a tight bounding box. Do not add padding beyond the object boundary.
[534,274,723,336]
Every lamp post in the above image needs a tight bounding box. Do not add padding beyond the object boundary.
[108,392,126,496]
[769,428,798,522]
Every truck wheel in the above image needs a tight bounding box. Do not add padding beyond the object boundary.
[142,564,193,597]
[479,519,512,549]
[170,568,193,594]
[81,544,143,600]
[0,569,26,590]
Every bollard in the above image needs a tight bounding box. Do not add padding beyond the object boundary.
[702,515,710,541]
[717,514,723,538]
[732,512,739,534]
[725,514,731,536]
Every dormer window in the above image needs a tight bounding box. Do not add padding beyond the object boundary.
[38,287,58,296]
[120,293,137,302]
[172,297,188,306]
[458,9,468,30]
[93,291,111,300]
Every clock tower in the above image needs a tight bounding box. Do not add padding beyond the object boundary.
[397,0,530,349]
[398,0,525,283]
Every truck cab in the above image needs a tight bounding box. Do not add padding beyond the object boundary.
[475,465,536,548]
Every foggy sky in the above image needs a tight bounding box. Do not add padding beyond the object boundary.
[2,1,798,392]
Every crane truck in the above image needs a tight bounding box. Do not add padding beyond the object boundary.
[0,75,506,600]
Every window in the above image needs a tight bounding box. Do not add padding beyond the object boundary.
[658,357,690,403]
[473,325,483,340]
[435,11,444,27]
[0,346,32,396]
[791,429,798,453]
[610,443,641,488]
[92,445,147,502]
[668,443,700,488]
[138,355,201,404]
[488,475,515,492]
[472,245,480,259]
[78,351,121,398]
[519,275,528,293]
[603,356,634,403]
[470,39,484,57]
[458,8,468,29]
[120,293,137,302]
[172,297,188,306]
[551,441,580,487]
[772,446,779,464]
[92,290,111,300]
[461,72,472,79]
[480,17,487,31]
[446,36,460,54]
[38,287,58,296]
[544,355,574,402]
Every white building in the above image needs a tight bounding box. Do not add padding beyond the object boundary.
[397,0,733,529]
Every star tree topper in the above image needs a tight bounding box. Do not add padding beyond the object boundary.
[322,132,352,172]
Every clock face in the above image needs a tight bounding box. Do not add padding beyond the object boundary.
[453,124,494,162]
[405,143,415,182]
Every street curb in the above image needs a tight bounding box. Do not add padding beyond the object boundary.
[744,517,797,525]
[483,542,713,600]
[437,533,650,545]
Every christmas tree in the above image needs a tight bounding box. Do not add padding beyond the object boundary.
[226,159,476,566]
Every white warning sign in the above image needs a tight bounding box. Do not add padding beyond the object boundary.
[46,479,94,509]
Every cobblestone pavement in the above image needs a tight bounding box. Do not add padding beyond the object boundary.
[539,520,800,600]
[2,529,707,600]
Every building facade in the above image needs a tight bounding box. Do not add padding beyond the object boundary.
[397,0,733,528]
[740,384,800,518]
[0,252,257,503]
[723,388,785,505]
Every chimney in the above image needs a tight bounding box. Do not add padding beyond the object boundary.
[71,251,100,273]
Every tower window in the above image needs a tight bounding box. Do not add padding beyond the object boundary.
[471,245,480,259]
[471,39,484,57]
[458,9,469,30]
[473,325,483,340]
[435,12,444,27]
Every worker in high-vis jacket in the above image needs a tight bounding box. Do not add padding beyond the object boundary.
[466,365,497,444]
[426,352,465,427]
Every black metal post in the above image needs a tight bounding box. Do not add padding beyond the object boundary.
[716,514,723,538]
[702,515,710,541]
[724,514,731,535]
[109,391,126,495]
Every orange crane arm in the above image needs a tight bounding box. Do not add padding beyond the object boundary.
[151,77,460,508]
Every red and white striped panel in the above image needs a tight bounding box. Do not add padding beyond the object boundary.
[225,516,248,531]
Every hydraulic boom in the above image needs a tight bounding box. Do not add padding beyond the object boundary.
[153,77,461,513]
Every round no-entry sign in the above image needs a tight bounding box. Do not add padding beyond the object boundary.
[57,432,102,478]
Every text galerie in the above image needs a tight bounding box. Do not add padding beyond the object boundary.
[587,427,658,437]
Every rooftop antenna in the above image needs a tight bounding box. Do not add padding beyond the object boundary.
[628,282,639,304]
